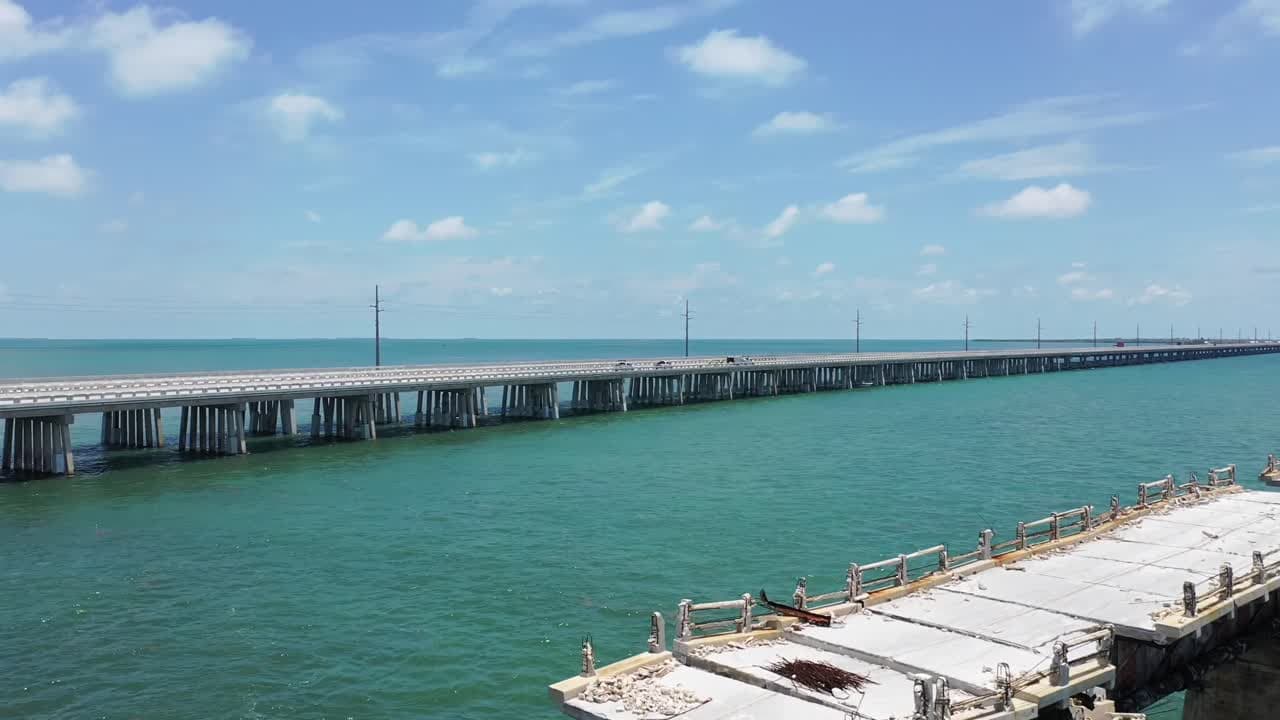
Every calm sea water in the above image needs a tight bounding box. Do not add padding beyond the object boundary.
[2,338,1276,719]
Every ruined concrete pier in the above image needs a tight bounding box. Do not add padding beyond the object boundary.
[550,463,1280,720]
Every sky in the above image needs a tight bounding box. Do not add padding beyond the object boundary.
[1,0,1278,340]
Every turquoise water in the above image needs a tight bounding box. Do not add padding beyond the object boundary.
[1,339,1277,719]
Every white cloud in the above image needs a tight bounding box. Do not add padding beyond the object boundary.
[1057,270,1089,286]
[913,281,998,304]
[753,110,836,137]
[0,77,78,135]
[472,148,533,170]
[1071,261,1087,268]
[382,216,478,242]
[920,244,946,256]
[957,141,1105,180]
[619,201,670,232]
[689,215,728,231]
[1183,0,1280,55]
[0,154,87,196]
[0,0,72,61]
[764,204,800,239]
[559,79,617,96]
[840,96,1151,173]
[1130,283,1192,306]
[917,263,938,276]
[674,29,806,86]
[1070,0,1170,35]
[979,183,1092,219]
[489,286,513,297]
[99,218,127,234]
[305,210,321,223]
[1071,287,1115,300]
[813,261,835,276]
[89,6,251,96]
[1227,145,1280,167]
[821,193,885,223]
[267,93,342,142]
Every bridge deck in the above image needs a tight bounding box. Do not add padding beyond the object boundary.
[0,343,1273,416]
[552,485,1280,719]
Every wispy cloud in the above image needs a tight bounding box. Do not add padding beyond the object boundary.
[558,79,618,96]
[752,111,837,137]
[957,141,1113,180]
[583,164,649,197]
[512,0,737,57]
[471,148,534,170]
[1069,0,1171,36]
[763,204,800,240]
[1226,145,1280,167]
[920,244,946,256]
[0,153,88,196]
[840,96,1152,174]
[1129,282,1191,306]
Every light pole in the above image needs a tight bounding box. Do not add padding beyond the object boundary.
[854,308,862,354]
[1036,318,1041,350]
[963,315,971,352]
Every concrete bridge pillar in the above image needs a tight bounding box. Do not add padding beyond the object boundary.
[177,404,247,454]
[246,400,298,436]
[100,408,164,449]
[302,396,375,440]
[2,414,75,475]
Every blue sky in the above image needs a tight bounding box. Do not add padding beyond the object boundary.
[1,0,1278,340]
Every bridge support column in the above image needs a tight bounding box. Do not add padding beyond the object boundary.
[177,404,246,455]
[302,397,375,440]
[3,414,75,475]
[374,392,401,424]
[101,408,165,449]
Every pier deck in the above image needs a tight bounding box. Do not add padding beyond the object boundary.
[551,470,1280,719]
[2,342,1276,477]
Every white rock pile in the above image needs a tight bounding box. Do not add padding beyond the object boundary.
[578,661,708,718]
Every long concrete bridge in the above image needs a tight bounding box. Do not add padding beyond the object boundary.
[1,342,1276,477]
[549,465,1280,720]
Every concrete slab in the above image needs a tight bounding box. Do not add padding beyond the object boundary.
[870,589,1096,650]
[688,639,961,720]
[788,611,1047,694]
[940,569,1174,640]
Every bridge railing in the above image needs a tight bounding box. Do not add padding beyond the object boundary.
[672,463,1241,642]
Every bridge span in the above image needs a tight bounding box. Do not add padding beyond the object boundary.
[1,342,1277,477]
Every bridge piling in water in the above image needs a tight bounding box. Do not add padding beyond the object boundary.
[2,414,74,475]
[3,343,1279,477]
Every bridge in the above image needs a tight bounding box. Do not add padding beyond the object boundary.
[1,342,1277,477]
[549,465,1280,720]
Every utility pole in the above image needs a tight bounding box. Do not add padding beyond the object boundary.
[854,308,862,354]
[1036,318,1041,349]
[1135,323,1140,347]
[682,299,692,358]
[1170,324,1174,344]
[371,284,384,366]
[963,315,972,352]
[1093,320,1097,348]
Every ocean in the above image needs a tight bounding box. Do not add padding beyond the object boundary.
[2,338,1276,719]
